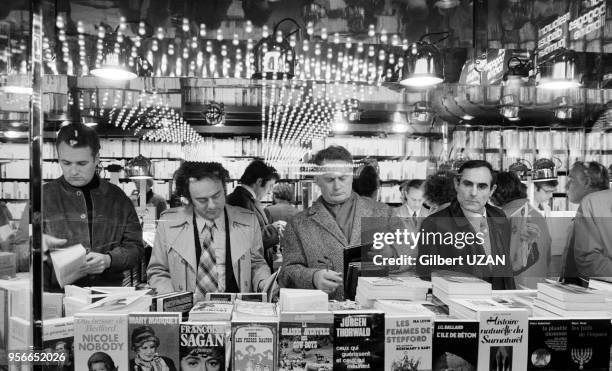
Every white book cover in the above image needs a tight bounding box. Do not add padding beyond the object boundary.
[477,308,529,371]
[384,313,433,371]
[537,281,606,303]
[74,313,128,371]
[431,271,492,295]
[49,244,87,288]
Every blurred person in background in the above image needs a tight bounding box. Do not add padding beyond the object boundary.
[352,164,381,201]
[264,183,298,224]
[423,171,457,214]
[532,180,558,217]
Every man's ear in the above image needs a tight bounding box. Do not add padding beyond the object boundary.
[256,177,264,187]
[490,183,497,196]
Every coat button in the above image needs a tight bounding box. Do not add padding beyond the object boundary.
[80,214,86,219]
[76,191,82,196]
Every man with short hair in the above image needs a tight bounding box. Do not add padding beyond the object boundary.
[227,159,283,269]
[264,183,298,224]
[417,160,515,289]
[561,161,611,283]
[394,179,429,220]
[147,162,270,300]
[16,123,144,291]
[533,180,558,217]
[279,146,395,300]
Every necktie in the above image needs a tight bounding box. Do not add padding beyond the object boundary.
[479,217,492,257]
[195,221,218,301]
[412,211,418,226]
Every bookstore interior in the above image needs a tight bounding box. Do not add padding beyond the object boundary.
[2,0,612,370]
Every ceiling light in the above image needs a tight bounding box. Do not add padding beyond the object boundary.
[508,159,531,181]
[399,40,444,87]
[537,50,581,89]
[533,158,558,182]
[126,155,153,180]
[502,56,532,87]
[410,101,435,122]
[333,120,348,132]
[553,96,573,120]
[91,52,137,81]
[3,130,26,139]
[252,19,299,80]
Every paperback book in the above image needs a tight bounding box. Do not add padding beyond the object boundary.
[128,312,181,371]
[232,319,278,371]
[333,310,385,371]
[180,321,230,371]
[476,308,529,371]
[383,311,433,371]
[278,311,333,371]
[432,320,478,371]
[42,317,74,371]
[74,313,128,371]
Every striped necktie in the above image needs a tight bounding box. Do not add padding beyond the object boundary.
[195,221,218,301]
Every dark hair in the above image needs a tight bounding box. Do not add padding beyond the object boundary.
[131,326,160,351]
[239,160,278,186]
[272,183,294,202]
[312,145,353,165]
[458,160,496,186]
[242,0,272,27]
[424,171,456,206]
[352,165,380,198]
[400,179,425,193]
[174,162,230,202]
[534,179,558,190]
[493,172,527,206]
[56,123,101,156]
[571,161,610,191]
[87,352,116,371]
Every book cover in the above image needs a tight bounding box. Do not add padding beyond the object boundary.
[232,320,278,371]
[333,310,385,371]
[180,321,229,371]
[537,282,606,303]
[128,312,181,371]
[432,320,478,371]
[528,318,611,371]
[477,309,529,371]
[384,313,433,371]
[236,292,267,302]
[158,291,193,316]
[205,292,236,302]
[189,301,233,322]
[74,313,128,371]
[42,317,74,371]
[278,312,333,371]
[49,244,87,288]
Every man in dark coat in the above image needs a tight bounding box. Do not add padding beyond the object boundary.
[226,160,281,269]
[417,160,515,290]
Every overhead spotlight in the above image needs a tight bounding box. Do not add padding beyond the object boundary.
[91,52,137,81]
[391,111,410,133]
[397,33,447,88]
[410,101,435,122]
[552,96,573,120]
[499,94,520,121]
[508,159,531,181]
[533,158,558,182]
[203,101,226,126]
[502,56,532,87]
[125,154,153,180]
[252,19,299,80]
[537,49,581,90]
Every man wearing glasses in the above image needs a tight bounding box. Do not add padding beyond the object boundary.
[561,161,612,284]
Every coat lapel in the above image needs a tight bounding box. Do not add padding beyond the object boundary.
[166,206,198,272]
[308,199,348,246]
[226,206,249,274]
[349,197,369,245]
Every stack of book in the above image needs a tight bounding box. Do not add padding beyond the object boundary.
[447,298,510,320]
[188,300,233,321]
[355,276,431,308]
[279,288,328,312]
[588,277,612,298]
[533,281,610,317]
[431,271,492,306]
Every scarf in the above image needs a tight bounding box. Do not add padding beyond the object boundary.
[134,354,170,371]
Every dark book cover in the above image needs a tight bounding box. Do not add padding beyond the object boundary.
[279,312,333,371]
[232,320,278,371]
[159,291,193,318]
[128,312,181,371]
[180,321,229,371]
[43,317,74,371]
[432,320,478,371]
[528,318,611,371]
[332,310,384,371]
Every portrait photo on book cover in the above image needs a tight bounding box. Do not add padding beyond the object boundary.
[180,347,224,371]
[87,352,117,371]
[42,339,74,371]
[130,325,178,371]
[489,346,512,371]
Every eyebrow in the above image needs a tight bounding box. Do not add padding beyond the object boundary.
[195,191,221,199]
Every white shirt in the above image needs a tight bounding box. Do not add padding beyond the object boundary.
[196,211,227,292]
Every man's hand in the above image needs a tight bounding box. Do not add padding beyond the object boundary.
[313,270,343,294]
[85,252,111,274]
[42,234,67,262]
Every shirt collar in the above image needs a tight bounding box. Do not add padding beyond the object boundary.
[195,210,226,232]
[404,205,421,216]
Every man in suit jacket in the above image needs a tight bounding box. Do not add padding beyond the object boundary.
[417,160,515,290]
[562,162,611,283]
[147,162,270,301]
[394,179,430,224]
[226,160,282,269]
[279,146,395,300]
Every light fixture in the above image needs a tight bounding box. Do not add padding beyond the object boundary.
[552,96,573,120]
[502,56,531,87]
[2,130,25,139]
[508,159,531,181]
[397,33,447,87]
[410,101,435,122]
[203,101,226,126]
[391,112,409,133]
[91,52,137,81]
[343,99,361,122]
[499,94,520,121]
[532,158,558,182]
[125,154,153,180]
[81,117,98,127]
[537,49,581,89]
[252,19,298,80]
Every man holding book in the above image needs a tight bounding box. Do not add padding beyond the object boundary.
[279,146,395,300]
[417,160,516,289]
[14,123,144,291]
[147,162,270,301]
